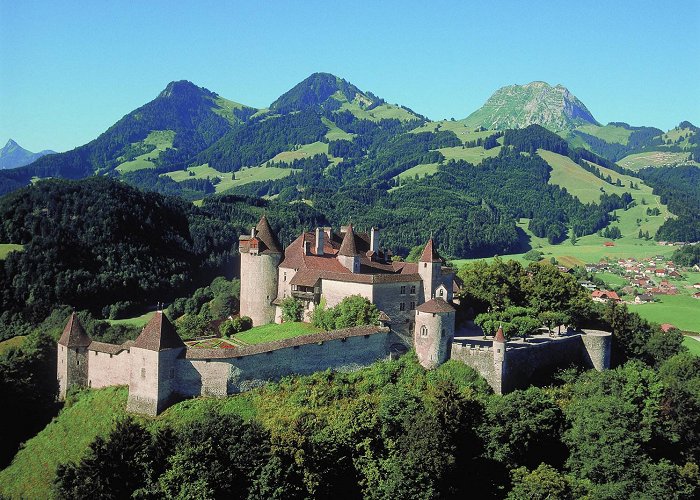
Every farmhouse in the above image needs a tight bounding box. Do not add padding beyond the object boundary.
[591,290,620,303]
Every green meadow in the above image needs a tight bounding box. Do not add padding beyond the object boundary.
[106,311,154,327]
[164,163,298,194]
[0,335,25,355]
[235,322,321,345]
[0,243,23,260]
[618,151,696,171]
[574,123,632,144]
[115,130,175,173]
[629,295,700,333]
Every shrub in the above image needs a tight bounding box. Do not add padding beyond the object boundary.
[280,298,304,323]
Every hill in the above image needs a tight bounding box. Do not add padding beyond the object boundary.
[461,81,599,132]
[0,81,256,196]
[0,139,55,169]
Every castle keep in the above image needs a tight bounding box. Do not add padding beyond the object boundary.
[57,216,612,415]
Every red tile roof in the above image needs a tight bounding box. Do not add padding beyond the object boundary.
[133,311,185,351]
[419,239,442,262]
[338,224,359,256]
[416,297,455,313]
[58,313,92,347]
[494,325,506,343]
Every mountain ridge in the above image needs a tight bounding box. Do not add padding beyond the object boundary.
[0,139,56,170]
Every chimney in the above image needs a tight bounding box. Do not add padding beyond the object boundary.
[323,226,332,240]
[370,227,379,253]
[304,240,311,255]
[251,226,257,238]
[315,227,324,255]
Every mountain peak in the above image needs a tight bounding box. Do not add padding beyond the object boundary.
[158,80,215,99]
[270,72,380,114]
[0,138,55,170]
[462,81,599,132]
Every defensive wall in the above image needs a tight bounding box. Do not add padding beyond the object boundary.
[451,330,612,394]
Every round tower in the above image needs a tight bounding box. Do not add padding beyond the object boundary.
[492,325,507,394]
[239,215,283,326]
[414,298,455,369]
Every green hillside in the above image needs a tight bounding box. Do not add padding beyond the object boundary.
[115,129,175,173]
[573,123,632,144]
[164,163,298,194]
[619,151,697,170]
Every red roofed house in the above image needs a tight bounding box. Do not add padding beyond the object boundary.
[591,290,620,303]
[660,323,678,333]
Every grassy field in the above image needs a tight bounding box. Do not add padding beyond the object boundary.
[267,141,328,164]
[116,130,175,173]
[394,162,440,182]
[236,322,321,345]
[618,151,695,170]
[212,96,253,125]
[164,163,297,194]
[0,335,25,355]
[322,117,355,141]
[629,295,700,333]
[410,121,497,143]
[660,127,696,150]
[683,336,700,356]
[0,243,23,260]
[337,98,417,122]
[574,124,632,144]
[438,145,502,164]
[106,311,154,327]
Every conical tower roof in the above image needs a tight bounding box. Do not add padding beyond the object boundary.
[133,311,185,351]
[419,239,442,263]
[58,312,92,347]
[338,224,359,256]
[494,325,506,343]
[255,215,282,253]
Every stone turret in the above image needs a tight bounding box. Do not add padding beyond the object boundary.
[126,311,185,416]
[492,325,507,394]
[418,239,442,302]
[337,224,360,273]
[414,298,455,369]
[239,215,283,326]
[57,312,91,399]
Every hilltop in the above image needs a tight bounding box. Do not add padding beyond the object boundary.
[0,139,55,170]
[461,81,599,132]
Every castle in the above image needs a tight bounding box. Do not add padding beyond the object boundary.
[57,215,612,415]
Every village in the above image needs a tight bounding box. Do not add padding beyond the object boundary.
[577,254,700,332]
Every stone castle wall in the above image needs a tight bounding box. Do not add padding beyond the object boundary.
[452,332,612,394]
[176,328,391,398]
[87,348,131,389]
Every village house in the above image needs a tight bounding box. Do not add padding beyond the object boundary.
[591,290,620,303]
[635,294,654,304]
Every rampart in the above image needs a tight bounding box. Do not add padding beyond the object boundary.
[451,330,612,394]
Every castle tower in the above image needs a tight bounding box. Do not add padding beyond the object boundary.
[414,298,455,369]
[337,224,360,273]
[239,215,283,326]
[57,312,92,399]
[418,239,442,302]
[126,311,186,416]
[492,325,507,394]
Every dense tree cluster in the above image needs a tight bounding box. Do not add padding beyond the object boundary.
[672,243,700,266]
[638,165,700,242]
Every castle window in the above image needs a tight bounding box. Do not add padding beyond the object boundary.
[439,288,444,297]
[141,368,146,379]
[424,263,427,268]
[399,302,405,311]
[410,301,415,310]
[410,285,416,294]
[441,328,445,337]
[420,325,428,337]
[284,273,287,282]
[400,286,406,295]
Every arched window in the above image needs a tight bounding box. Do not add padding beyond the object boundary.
[420,325,428,337]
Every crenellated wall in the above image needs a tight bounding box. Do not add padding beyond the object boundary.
[451,331,612,394]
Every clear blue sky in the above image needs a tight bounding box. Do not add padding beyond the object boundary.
[1,0,698,152]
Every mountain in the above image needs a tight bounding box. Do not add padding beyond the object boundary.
[0,81,256,194]
[269,72,423,121]
[0,139,55,170]
[461,81,599,132]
